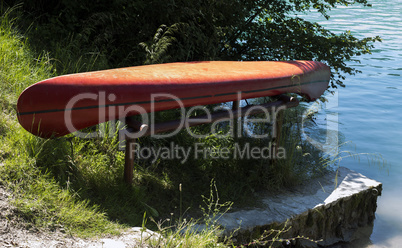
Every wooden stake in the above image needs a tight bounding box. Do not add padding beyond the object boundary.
[124,137,135,184]
[232,100,240,138]
[123,118,148,185]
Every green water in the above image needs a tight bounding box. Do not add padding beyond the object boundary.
[305,1,402,246]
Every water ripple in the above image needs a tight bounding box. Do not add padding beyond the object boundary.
[304,1,402,246]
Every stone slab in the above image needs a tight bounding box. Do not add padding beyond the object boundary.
[215,167,382,247]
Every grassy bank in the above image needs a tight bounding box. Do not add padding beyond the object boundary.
[0,10,122,237]
[0,8,328,245]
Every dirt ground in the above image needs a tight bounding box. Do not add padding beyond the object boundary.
[0,186,161,248]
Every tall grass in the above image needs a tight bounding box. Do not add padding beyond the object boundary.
[0,9,123,237]
[0,8,53,104]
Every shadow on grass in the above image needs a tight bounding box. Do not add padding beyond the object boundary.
[30,132,280,228]
[30,122,324,230]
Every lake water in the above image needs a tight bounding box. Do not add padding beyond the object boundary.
[304,1,402,247]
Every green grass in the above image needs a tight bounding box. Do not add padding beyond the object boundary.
[0,9,123,237]
[0,114,122,237]
[0,17,52,106]
[0,7,330,245]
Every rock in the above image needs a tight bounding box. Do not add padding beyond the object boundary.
[86,227,163,248]
[215,167,382,247]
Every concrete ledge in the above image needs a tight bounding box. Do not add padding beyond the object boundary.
[217,167,382,247]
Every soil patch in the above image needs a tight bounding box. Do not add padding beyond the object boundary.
[0,186,160,248]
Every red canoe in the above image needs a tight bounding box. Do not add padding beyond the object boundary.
[17,61,330,138]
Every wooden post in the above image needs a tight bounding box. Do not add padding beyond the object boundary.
[232,100,240,138]
[123,118,148,185]
[124,137,135,184]
[271,96,297,163]
[274,109,284,155]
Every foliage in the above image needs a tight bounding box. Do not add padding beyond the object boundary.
[3,0,380,87]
